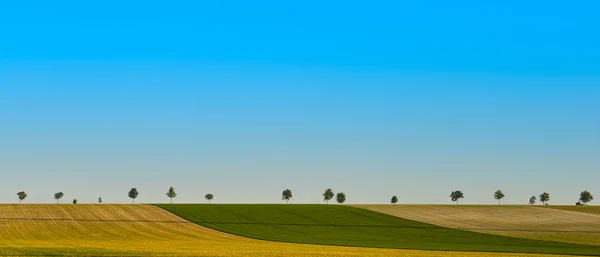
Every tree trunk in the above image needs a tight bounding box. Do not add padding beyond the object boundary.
[170,198,172,204]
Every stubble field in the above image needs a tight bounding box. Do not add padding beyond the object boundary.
[356,205,600,246]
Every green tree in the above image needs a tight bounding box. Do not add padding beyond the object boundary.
[529,196,536,205]
[336,192,346,204]
[391,196,398,204]
[322,188,334,204]
[450,190,464,205]
[17,191,27,203]
[494,190,505,205]
[580,190,594,206]
[129,188,139,204]
[54,192,64,204]
[540,192,550,205]
[98,197,102,204]
[205,193,214,204]
[282,189,293,204]
[72,199,78,204]
[166,186,177,204]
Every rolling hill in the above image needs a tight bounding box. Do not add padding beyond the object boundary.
[0,204,403,256]
[1,204,597,256]
[545,206,600,216]
[356,205,600,246]
[156,204,600,255]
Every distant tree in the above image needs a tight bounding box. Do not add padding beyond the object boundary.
[205,193,214,204]
[17,191,27,203]
[129,188,139,204]
[450,190,464,205]
[539,192,550,205]
[54,192,64,204]
[576,201,583,206]
[98,197,102,204]
[579,190,594,206]
[336,192,346,204]
[72,199,78,204]
[322,188,334,204]
[494,190,505,205]
[166,186,177,204]
[529,196,536,205]
[391,196,398,204]
[282,189,293,204]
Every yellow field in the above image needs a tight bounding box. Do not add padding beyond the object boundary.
[0,204,581,256]
[356,205,600,246]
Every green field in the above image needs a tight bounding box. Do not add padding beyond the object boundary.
[156,204,600,255]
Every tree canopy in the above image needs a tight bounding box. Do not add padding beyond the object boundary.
[494,190,505,205]
[166,187,177,204]
[336,192,346,204]
[540,192,550,205]
[450,190,464,204]
[529,196,536,205]
[580,190,594,206]
[129,188,139,204]
[98,197,102,203]
[322,188,334,204]
[391,196,398,204]
[205,193,214,204]
[17,191,27,203]
[54,192,64,204]
[282,189,293,204]
[72,199,78,204]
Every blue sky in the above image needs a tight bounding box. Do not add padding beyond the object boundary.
[0,1,599,204]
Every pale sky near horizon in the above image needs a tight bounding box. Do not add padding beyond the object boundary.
[1,1,599,205]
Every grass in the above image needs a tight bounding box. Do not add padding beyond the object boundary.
[356,204,600,246]
[156,204,600,255]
